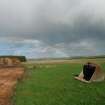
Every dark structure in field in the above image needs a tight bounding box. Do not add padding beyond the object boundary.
[83,63,96,81]
[0,56,26,67]
[75,62,105,83]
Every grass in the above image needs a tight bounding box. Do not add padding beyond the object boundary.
[13,62,105,105]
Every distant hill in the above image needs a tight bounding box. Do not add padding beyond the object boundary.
[28,55,105,60]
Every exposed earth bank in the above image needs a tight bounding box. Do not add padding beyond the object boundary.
[0,67,25,105]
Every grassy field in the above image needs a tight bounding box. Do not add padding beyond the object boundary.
[13,60,105,105]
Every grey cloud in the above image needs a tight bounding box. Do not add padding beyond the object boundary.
[0,0,105,57]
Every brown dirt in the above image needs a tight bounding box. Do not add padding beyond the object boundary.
[0,67,25,105]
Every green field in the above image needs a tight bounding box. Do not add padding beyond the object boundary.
[13,60,105,105]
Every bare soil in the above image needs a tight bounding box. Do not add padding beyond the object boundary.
[0,67,25,105]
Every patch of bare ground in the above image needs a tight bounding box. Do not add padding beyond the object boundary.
[0,67,25,105]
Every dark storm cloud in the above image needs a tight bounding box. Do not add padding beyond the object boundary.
[0,0,105,58]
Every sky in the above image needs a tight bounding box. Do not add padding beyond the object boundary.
[0,0,105,58]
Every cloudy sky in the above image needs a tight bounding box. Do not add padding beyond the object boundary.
[0,0,105,58]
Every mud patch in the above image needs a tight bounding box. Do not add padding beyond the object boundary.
[0,67,25,105]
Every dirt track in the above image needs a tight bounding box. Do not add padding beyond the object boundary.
[0,67,25,105]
